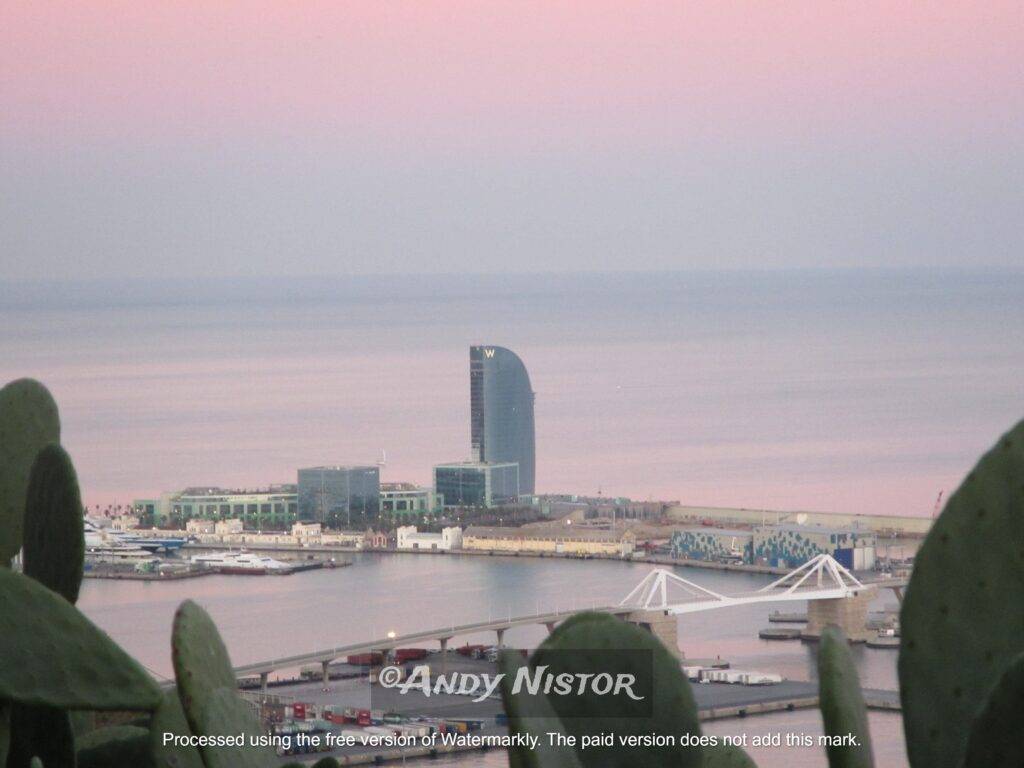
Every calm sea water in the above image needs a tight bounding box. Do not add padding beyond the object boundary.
[2,269,1022,515]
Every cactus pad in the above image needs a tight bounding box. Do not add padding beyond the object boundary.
[702,744,759,767]
[818,625,873,768]
[149,690,204,768]
[0,567,162,710]
[528,611,702,768]
[171,601,276,768]
[959,651,1024,768]
[0,379,60,565]
[899,419,1024,768]
[498,651,583,768]
[76,724,153,768]
[6,704,75,768]
[22,444,85,604]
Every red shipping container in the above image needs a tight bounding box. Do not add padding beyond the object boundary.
[293,703,306,720]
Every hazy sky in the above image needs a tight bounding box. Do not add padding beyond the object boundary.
[3,2,1022,281]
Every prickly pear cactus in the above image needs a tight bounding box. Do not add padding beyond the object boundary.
[0,701,10,765]
[149,690,204,768]
[498,652,583,768]
[0,379,60,565]
[523,611,703,768]
[0,567,162,710]
[76,724,153,768]
[899,419,1024,768]
[22,444,85,604]
[958,650,1024,768]
[171,600,276,768]
[817,625,873,768]
[6,703,75,768]
[702,744,759,767]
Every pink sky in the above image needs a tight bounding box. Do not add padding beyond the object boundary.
[4,1,1022,145]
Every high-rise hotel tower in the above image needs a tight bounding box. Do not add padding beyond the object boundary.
[469,345,536,495]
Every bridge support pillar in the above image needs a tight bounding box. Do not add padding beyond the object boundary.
[623,610,680,658]
[439,637,450,675]
[804,586,877,641]
[321,661,330,685]
[891,586,904,604]
[259,672,268,696]
[544,621,557,634]
[496,628,506,648]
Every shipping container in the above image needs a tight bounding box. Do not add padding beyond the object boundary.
[395,648,429,663]
[347,652,384,666]
[832,548,854,569]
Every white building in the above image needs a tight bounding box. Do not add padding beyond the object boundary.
[396,525,463,551]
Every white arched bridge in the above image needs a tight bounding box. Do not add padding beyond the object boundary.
[619,553,865,614]
[224,554,889,691]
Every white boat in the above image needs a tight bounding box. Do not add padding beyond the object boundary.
[190,551,291,573]
[84,520,159,565]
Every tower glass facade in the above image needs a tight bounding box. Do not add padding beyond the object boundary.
[469,345,536,494]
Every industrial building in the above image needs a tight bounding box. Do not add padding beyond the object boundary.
[462,525,636,557]
[669,523,877,569]
[669,528,754,563]
[433,461,519,508]
[470,345,536,494]
[296,466,380,524]
[753,524,876,569]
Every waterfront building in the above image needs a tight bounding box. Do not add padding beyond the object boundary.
[470,345,536,494]
[669,528,754,564]
[395,525,463,551]
[132,486,299,529]
[462,525,635,557]
[433,461,519,508]
[296,466,380,524]
[752,524,876,569]
[379,482,444,516]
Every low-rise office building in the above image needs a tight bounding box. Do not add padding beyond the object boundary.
[133,486,299,529]
[297,466,380,523]
[380,483,444,516]
[462,525,635,557]
[433,461,519,508]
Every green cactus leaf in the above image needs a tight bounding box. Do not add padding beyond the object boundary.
[29,759,42,768]
[170,601,236,715]
[498,651,583,768]
[6,705,75,768]
[0,567,162,710]
[186,687,275,768]
[527,611,702,768]
[702,743,759,767]
[171,601,275,768]
[149,690,204,768]
[818,625,873,768]
[960,651,1024,768]
[310,759,342,768]
[0,379,60,566]
[899,419,1024,768]
[76,725,152,768]
[22,445,85,604]
[68,711,97,739]
[1,701,11,766]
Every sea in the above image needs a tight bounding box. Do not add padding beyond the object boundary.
[2,268,1022,515]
